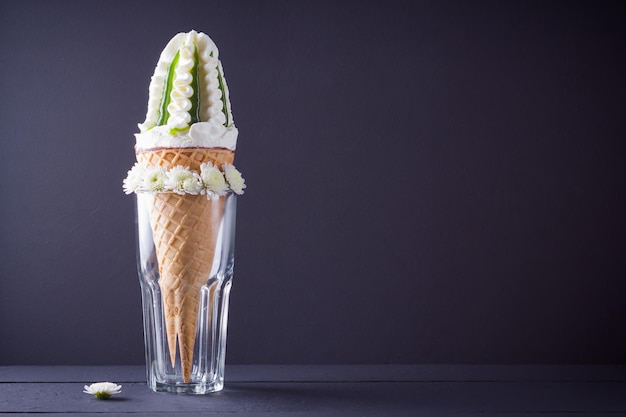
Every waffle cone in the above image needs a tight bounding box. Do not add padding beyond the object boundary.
[136,147,234,383]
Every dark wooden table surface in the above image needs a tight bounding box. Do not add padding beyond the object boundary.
[1,365,625,416]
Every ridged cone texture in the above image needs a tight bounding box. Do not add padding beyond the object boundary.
[136,147,234,383]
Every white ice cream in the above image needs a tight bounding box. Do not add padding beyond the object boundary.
[135,122,238,150]
[136,30,237,151]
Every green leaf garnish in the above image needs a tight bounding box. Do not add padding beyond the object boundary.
[169,126,190,135]
[156,49,181,126]
[216,62,230,127]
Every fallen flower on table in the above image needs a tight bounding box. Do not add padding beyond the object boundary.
[83,382,122,400]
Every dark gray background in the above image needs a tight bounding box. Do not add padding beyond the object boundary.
[0,0,624,366]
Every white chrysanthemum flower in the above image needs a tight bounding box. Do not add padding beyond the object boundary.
[123,163,145,194]
[144,167,167,192]
[83,382,122,400]
[223,164,246,195]
[166,166,202,195]
[200,162,228,196]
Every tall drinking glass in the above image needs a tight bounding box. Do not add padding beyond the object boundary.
[135,192,237,394]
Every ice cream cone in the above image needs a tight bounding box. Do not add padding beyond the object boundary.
[137,147,234,383]
[125,31,244,392]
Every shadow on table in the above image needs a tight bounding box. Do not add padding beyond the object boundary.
[220,382,420,413]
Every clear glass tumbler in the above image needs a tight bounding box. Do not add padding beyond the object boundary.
[135,192,237,394]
